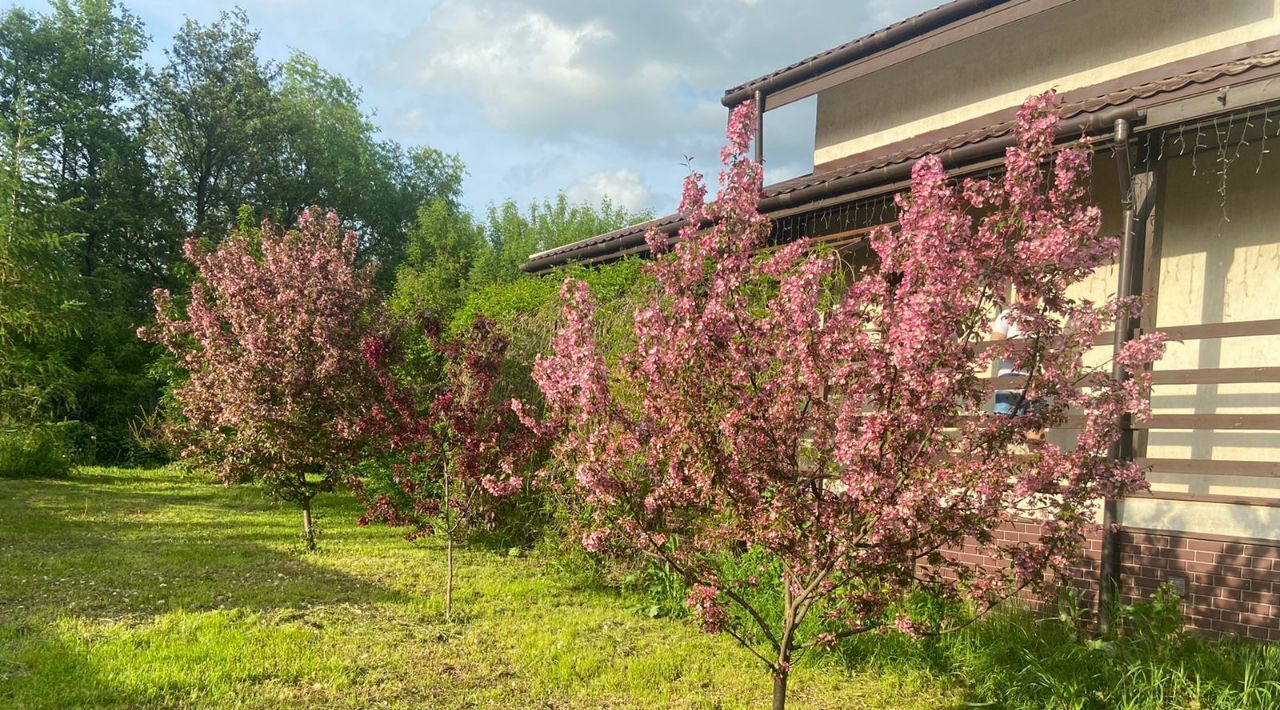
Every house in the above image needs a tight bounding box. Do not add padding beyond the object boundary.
[522,0,1280,641]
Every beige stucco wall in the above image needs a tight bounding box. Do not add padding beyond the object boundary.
[1123,139,1280,539]
[814,0,1280,166]
[867,146,1278,537]
[1018,145,1280,537]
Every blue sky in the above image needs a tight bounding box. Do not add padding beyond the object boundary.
[14,0,937,217]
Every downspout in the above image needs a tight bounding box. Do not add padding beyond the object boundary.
[1099,117,1136,636]
[754,89,765,168]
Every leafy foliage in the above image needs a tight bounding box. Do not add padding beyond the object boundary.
[0,422,73,478]
[270,52,465,280]
[0,1,467,463]
[470,194,644,289]
[389,198,486,320]
[525,95,1166,707]
[150,9,278,237]
[390,194,645,325]
[357,313,545,616]
[142,208,381,549]
[0,91,79,425]
[0,0,170,460]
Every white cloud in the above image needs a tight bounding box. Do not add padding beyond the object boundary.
[399,3,615,122]
[375,0,938,212]
[565,169,651,212]
[48,0,941,218]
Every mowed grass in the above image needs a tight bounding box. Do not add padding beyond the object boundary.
[0,467,954,709]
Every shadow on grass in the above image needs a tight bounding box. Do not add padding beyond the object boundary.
[822,606,1280,709]
[0,617,114,709]
[0,469,409,622]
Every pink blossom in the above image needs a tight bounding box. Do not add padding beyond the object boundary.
[518,94,1163,689]
[894,613,925,638]
[141,207,381,548]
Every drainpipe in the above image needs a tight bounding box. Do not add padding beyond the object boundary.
[754,89,765,168]
[1099,117,1136,636]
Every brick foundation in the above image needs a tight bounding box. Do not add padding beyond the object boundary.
[968,523,1280,641]
[1119,529,1280,642]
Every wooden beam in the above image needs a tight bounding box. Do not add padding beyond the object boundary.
[1128,489,1280,509]
[1136,414,1280,430]
[1153,318,1280,341]
[1150,367,1280,385]
[1136,458,1280,478]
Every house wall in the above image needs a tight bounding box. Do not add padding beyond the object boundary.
[814,0,1280,167]
[971,140,1280,635]
[981,522,1280,641]
[1038,136,1280,537]
[803,0,1280,637]
[1124,139,1280,538]
[1048,140,1280,539]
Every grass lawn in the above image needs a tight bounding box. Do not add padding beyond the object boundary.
[0,466,953,709]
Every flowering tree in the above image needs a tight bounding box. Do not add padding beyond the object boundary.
[358,313,541,619]
[142,207,379,550]
[522,94,1165,709]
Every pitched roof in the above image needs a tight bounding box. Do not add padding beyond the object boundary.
[721,0,1010,107]
[524,49,1280,273]
[765,50,1280,200]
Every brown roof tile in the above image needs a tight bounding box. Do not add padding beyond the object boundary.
[527,50,1280,270]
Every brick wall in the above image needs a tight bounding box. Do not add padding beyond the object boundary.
[959,523,1280,641]
[1119,529,1280,642]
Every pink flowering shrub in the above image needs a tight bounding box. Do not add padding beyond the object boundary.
[522,94,1164,707]
[359,312,543,618]
[141,207,380,550]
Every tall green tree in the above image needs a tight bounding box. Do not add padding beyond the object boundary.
[388,198,484,319]
[0,93,79,424]
[0,0,164,279]
[151,9,278,237]
[1,0,176,459]
[371,143,465,281]
[268,52,464,278]
[389,194,643,326]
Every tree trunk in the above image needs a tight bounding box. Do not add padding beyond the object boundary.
[445,532,454,620]
[774,583,799,710]
[301,497,315,551]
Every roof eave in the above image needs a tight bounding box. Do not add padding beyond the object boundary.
[720,0,1010,108]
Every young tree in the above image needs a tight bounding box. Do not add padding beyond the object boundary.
[357,313,542,619]
[141,207,379,550]
[523,95,1166,708]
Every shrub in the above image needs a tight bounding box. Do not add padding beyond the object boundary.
[0,423,73,478]
[827,588,1280,709]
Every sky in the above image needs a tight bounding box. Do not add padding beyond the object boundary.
[15,0,939,218]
